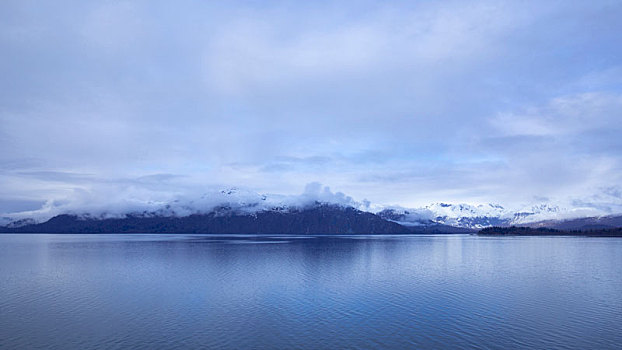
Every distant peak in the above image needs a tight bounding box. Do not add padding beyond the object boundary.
[220,188,240,195]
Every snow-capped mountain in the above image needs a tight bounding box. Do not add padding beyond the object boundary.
[423,203,509,228]
[1,183,618,231]
[377,203,567,229]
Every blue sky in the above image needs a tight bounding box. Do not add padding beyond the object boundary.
[1,0,622,216]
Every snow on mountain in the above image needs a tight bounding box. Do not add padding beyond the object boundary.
[2,182,618,229]
[377,202,580,229]
[424,202,509,227]
[377,203,510,229]
[510,203,562,224]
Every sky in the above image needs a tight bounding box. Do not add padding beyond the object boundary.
[1,0,622,218]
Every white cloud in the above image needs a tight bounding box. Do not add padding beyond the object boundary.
[490,92,622,137]
[203,1,526,95]
[1,1,622,216]
[0,181,366,224]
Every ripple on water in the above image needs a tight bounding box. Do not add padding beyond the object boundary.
[0,234,621,349]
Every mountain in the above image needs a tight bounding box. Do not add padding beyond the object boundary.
[1,184,620,233]
[0,204,413,234]
[379,203,571,229]
[376,208,474,233]
[523,214,622,230]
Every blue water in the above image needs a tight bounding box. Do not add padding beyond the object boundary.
[0,234,621,349]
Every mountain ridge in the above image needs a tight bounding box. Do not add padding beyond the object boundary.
[0,204,415,234]
[2,204,620,234]
[2,186,621,233]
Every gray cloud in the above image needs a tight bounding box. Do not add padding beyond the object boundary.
[1,0,622,216]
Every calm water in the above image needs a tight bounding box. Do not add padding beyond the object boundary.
[1,234,621,349]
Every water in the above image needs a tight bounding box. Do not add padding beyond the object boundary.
[1,234,621,349]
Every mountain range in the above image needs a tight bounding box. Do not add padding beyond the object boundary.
[1,188,621,234]
[377,202,566,229]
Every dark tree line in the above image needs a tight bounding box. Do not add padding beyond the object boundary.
[479,226,622,237]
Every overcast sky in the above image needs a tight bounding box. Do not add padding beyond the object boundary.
[2,0,622,216]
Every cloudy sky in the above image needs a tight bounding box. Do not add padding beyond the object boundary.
[2,0,622,216]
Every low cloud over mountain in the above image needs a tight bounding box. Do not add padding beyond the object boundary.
[2,183,622,230]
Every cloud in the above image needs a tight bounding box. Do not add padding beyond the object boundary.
[0,181,366,224]
[490,92,622,137]
[1,1,622,214]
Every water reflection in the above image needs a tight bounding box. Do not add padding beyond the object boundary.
[0,234,621,349]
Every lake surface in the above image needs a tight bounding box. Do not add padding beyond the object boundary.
[1,234,621,349]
